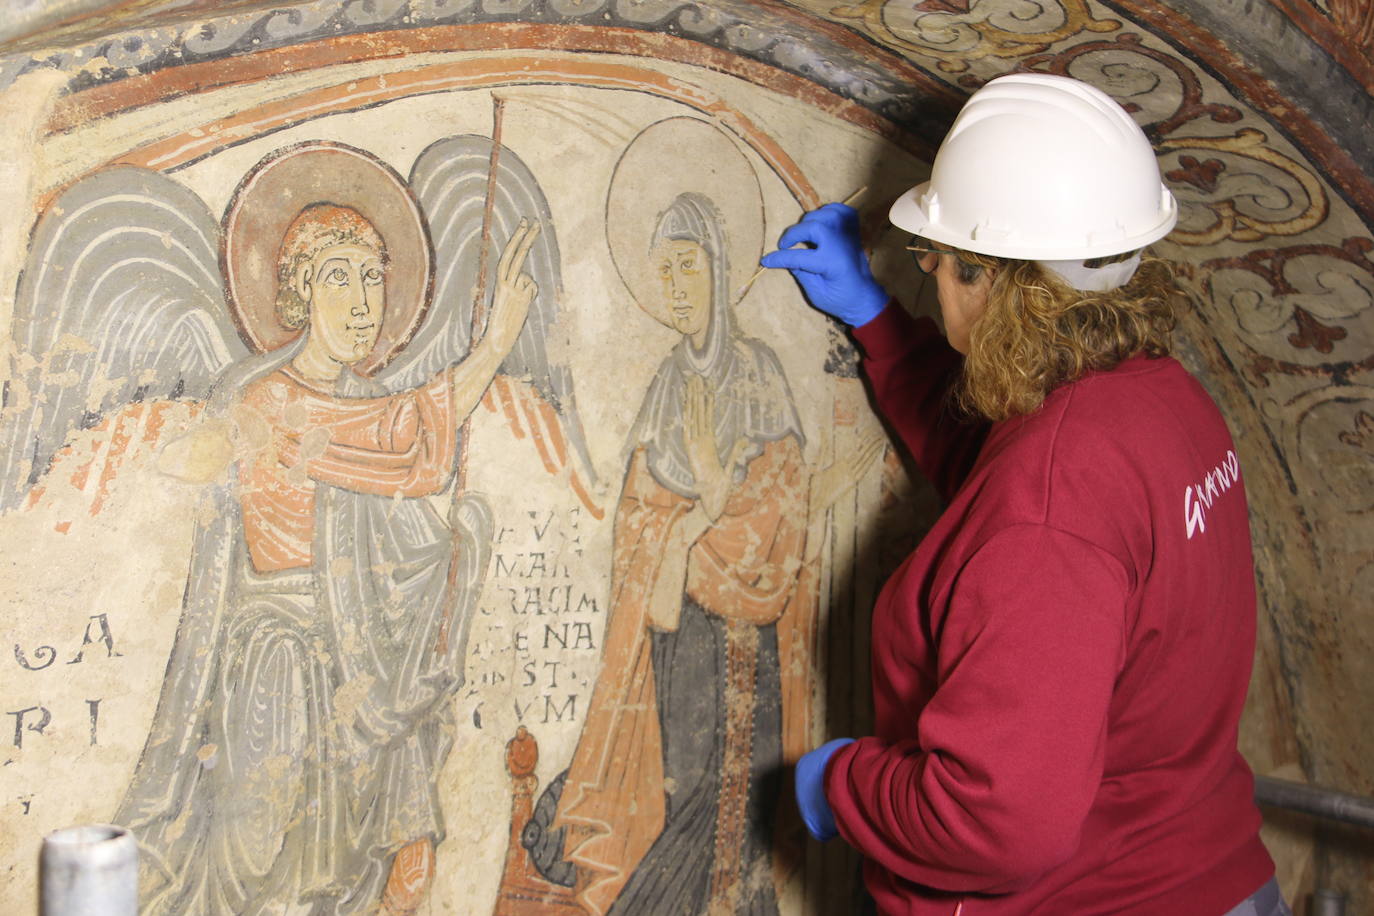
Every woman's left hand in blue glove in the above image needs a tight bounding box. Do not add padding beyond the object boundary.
[794,737,855,842]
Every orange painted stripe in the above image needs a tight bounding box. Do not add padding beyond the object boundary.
[536,396,571,468]
[88,401,144,516]
[495,377,527,441]
[516,388,560,477]
[65,426,106,494]
[571,472,605,521]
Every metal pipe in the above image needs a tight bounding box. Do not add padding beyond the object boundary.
[1254,775,1374,830]
[39,824,137,916]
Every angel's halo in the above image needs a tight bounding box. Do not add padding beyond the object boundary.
[222,140,434,378]
[605,117,765,327]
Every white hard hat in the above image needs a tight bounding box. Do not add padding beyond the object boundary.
[889,73,1177,262]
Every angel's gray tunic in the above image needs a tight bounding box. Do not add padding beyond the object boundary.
[116,348,487,916]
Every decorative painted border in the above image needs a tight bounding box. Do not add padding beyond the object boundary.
[5,0,1370,232]
[42,22,933,153]
[106,51,826,203]
[5,0,963,146]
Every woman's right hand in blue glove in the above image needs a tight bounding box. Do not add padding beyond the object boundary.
[760,203,890,327]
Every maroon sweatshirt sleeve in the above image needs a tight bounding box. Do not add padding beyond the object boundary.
[824,523,1128,892]
[852,303,988,500]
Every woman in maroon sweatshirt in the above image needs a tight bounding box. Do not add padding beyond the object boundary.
[760,73,1285,915]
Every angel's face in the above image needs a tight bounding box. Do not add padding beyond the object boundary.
[302,241,386,364]
[653,239,712,344]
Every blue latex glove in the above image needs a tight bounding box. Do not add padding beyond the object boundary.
[759,203,889,327]
[794,737,856,842]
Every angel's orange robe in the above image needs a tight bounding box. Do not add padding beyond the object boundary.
[237,366,457,573]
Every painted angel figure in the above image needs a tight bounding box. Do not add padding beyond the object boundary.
[1,138,597,915]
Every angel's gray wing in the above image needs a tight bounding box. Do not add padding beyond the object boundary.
[0,165,244,512]
[389,134,599,503]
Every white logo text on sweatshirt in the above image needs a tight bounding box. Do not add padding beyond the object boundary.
[1185,450,1241,540]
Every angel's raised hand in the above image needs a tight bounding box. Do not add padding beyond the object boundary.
[488,219,542,349]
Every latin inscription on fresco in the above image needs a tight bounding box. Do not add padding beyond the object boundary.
[8,614,122,824]
[468,505,603,732]
[9,615,120,750]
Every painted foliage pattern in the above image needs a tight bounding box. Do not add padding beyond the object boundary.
[804,0,1374,795]
[795,2,1374,490]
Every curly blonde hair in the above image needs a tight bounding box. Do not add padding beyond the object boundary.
[275,203,387,331]
[951,251,1182,421]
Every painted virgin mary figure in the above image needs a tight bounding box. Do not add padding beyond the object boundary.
[522,118,813,916]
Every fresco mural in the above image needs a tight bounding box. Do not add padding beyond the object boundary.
[0,40,922,913]
[1,0,1372,912]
